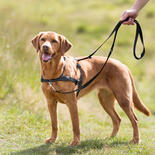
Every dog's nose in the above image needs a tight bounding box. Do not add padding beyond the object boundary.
[43,45,49,52]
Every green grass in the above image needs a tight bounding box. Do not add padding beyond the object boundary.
[0,0,155,154]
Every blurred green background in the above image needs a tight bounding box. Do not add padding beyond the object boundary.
[0,0,155,154]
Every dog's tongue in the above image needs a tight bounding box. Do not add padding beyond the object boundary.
[42,53,52,62]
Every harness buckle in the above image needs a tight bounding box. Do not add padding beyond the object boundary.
[49,82,57,91]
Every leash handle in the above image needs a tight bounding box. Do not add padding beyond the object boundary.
[133,19,145,59]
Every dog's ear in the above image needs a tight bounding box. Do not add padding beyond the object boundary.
[59,35,72,55]
[31,32,43,52]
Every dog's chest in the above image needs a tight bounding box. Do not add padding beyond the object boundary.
[42,83,67,104]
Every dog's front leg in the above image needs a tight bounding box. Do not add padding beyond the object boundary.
[45,98,58,144]
[66,98,80,146]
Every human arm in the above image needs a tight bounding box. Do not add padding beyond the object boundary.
[120,0,150,25]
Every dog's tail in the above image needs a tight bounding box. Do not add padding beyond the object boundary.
[129,71,151,116]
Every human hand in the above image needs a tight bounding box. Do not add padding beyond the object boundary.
[120,9,138,25]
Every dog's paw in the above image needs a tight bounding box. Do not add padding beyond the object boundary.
[69,140,80,146]
[45,137,56,144]
[130,138,140,144]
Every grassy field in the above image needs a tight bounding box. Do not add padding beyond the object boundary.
[0,0,155,154]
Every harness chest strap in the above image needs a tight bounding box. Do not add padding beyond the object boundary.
[41,57,83,96]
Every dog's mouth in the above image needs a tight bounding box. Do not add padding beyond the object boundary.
[42,52,55,62]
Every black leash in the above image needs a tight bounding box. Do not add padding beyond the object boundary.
[41,18,145,96]
[77,18,145,61]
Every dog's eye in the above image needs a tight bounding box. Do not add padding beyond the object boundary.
[51,40,57,43]
[41,38,45,41]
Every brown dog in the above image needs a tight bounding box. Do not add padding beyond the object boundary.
[32,31,150,146]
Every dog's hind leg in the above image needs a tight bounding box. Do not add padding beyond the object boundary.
[111,76,140,144]
[115,93,140,144]
[98,89,121,137]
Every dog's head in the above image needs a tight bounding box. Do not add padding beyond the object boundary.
[31,31,72,62]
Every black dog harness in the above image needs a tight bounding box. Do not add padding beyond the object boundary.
[41,18,145,96]
[41,57,83,96]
